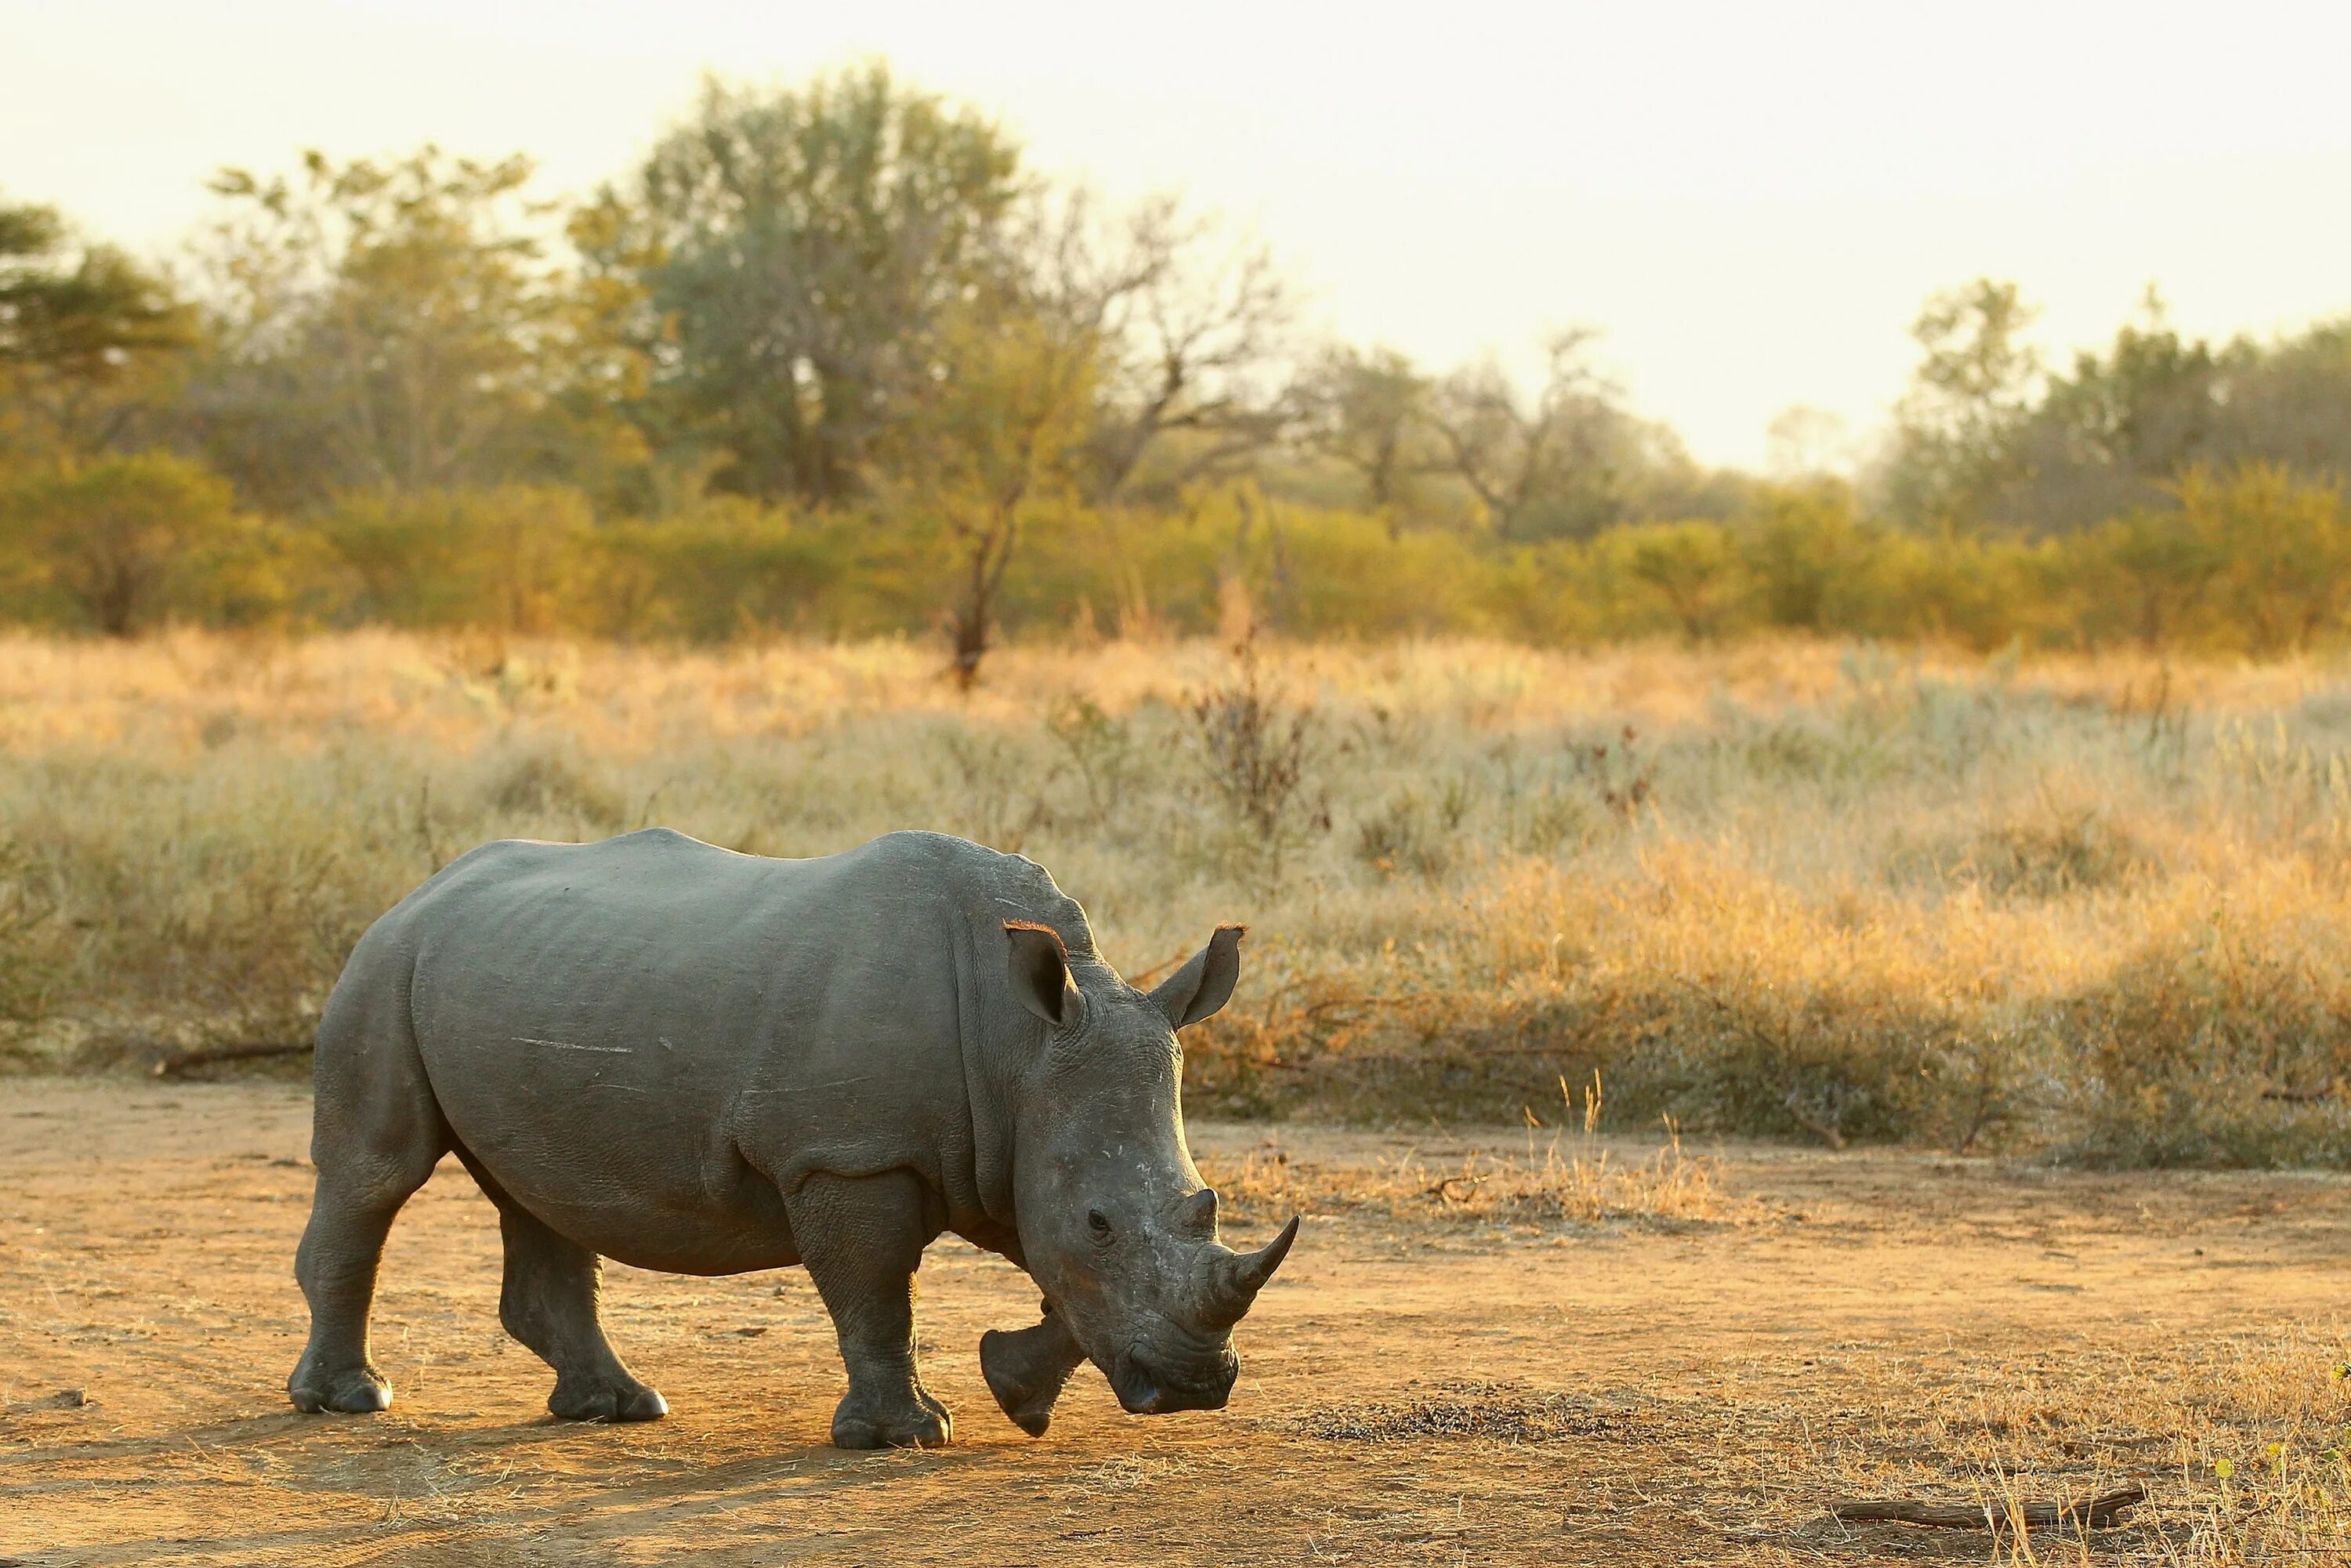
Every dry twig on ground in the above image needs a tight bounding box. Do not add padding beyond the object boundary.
[151,1041,312,1077]
[1832,1483,2147,1533]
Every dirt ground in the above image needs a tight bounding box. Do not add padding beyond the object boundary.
[2,1081,2347,1566]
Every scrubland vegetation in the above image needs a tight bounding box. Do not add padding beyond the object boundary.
[9,629,2351,1171]
[7,60,2351,1179]
[13,458,2351,657]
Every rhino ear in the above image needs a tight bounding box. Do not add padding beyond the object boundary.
[1005,921,1073,1027]
[1148,925,1245,1030]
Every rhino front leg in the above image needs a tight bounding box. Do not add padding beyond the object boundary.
[787,1170,951,1449]
[980,1305,1086,1436]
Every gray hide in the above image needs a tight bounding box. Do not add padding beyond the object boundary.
[287,828,1299,1447]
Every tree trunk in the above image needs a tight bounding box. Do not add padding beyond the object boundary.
[949,512,1016,691]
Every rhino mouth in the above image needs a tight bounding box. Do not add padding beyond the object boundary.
[1110,1343,1238,1415]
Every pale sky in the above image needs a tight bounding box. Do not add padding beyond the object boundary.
[6,0,2350,470]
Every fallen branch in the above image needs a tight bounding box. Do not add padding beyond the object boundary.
[1833,1484,2146,1533]
[1780,1094,1849,1151]
[152,1042,313,1078]
[1425,1175,1486,1204]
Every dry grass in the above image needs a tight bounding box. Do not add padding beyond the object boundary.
[1211,1127,2351,1562]
[1206,1077,1748,1230]
[8,628,2351,1163]
[1774,1324,2351,1565]
[1205,1133,1743,1232]
[1295,1380,1646,1443]
[1274,1188,2351,1563]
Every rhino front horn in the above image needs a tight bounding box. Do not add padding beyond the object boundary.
[1215,1215,1300,1318]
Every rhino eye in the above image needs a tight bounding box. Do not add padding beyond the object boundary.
[1087,1208,1112,1240]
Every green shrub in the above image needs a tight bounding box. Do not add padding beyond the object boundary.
[2,454,245,634]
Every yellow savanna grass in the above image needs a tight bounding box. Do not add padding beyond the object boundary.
[6,628,2351,1163]
[1209,1138,1742,1229]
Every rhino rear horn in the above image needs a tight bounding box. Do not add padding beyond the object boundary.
[1179,1186,1219,1235]
[1149,925,1246,1030]
[1005,921,1073,1027]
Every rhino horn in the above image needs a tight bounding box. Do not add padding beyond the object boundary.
[1208,1215,1299,1323]
[1179,1186,1219,1235]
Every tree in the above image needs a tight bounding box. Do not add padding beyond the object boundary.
[872,260,1099,686]
[1878,278,2042,530]
[1295,344,1436,527]
[187,147,567,509]
[2000,288,2227,532]
[584,63,1024,505]
[1077,195,1295,502]
[2212,316,2351,483]
[1882,288,2351,538]
[1762,404,1849,479]
[5,454,238,634]
[0,196,193,460]
[1428,329,1683,541]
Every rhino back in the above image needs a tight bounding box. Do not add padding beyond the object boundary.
[375,827,1052,1273]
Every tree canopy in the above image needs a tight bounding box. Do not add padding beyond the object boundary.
[0,195,193,458]
[581,63,1026,505]
[5,63,2351,669]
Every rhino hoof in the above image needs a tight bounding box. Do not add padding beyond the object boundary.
[832,1396,951,1450]
[980,1325,1077,1438]
[288,1365,392,1414]
[549,1376,668,1422]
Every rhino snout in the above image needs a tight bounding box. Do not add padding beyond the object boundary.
[1111,1344,1239,1415]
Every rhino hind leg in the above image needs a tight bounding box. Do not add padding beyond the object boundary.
[787,1170,952,1450]
[490,1199,667,1422]
[288,1177,418,1414]
[289,975,448,1416]
[980,1306,1086,1436]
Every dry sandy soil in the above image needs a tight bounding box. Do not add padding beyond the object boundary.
[2,1080,2347,1566]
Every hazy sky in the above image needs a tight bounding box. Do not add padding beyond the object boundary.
[6,0,2350,470]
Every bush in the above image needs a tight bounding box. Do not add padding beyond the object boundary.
[315,484,592,632]
[1740,483,1875,632]
[8,461,2351,661]
[2,454,245,634]
[1614,520,1747,642]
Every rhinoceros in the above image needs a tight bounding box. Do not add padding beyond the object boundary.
[287,827,1298,1447]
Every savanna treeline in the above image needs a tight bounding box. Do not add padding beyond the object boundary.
[5,63,2351,663]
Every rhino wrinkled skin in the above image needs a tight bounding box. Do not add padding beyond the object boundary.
[286,827,1299,1447]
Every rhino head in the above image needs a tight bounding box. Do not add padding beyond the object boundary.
[993,920,1300,1423]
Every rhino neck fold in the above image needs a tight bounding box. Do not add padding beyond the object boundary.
[951,899,1025,1242]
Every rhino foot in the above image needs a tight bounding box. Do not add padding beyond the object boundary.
[549,1374,668,1422]
[831,1390,952,1450]
[980,1316,1086,1438]
[288,1362,393,1414]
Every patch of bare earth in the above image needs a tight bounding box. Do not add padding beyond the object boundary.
[3,1081,2348,1565]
